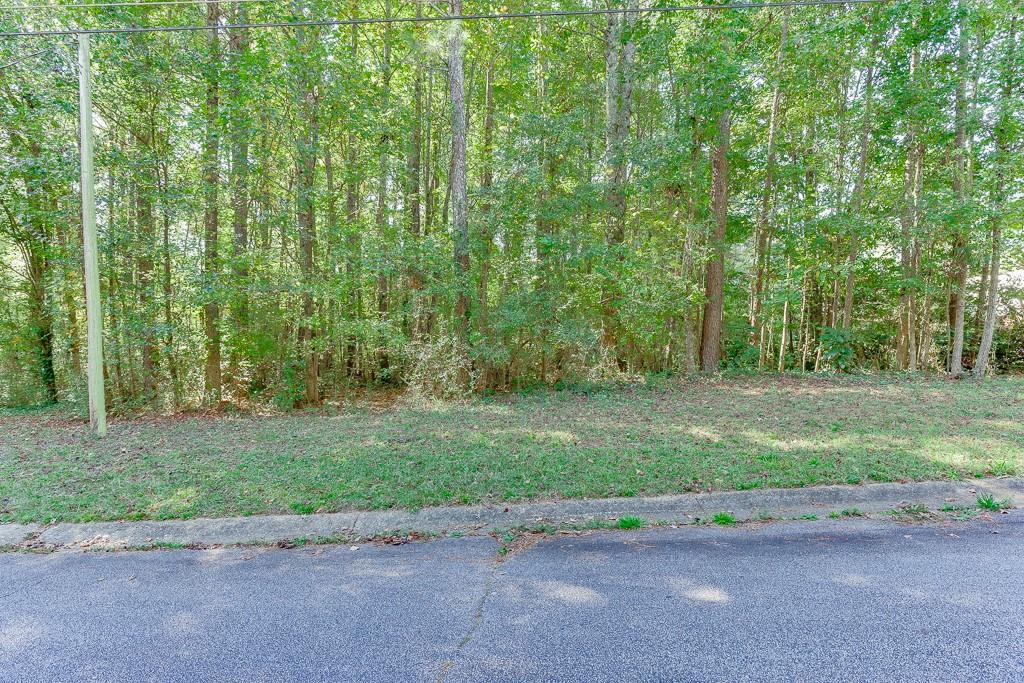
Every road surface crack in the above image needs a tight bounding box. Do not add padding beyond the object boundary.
[436,560,500,682]
[0,576,47,603]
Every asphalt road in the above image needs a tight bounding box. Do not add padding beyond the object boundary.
[2,513,1022,682]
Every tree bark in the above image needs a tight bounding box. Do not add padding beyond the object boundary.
[376,0,393,376]
[974,15,1017,378]
[842,27,877,329]
[202,0,222,402]
[136,129,160,402]
[450,0,470,351]
[406,0,425,340]
[750,9,788,353]
[20,143,57,403]
[158,161,181,407]
[477,58,496,383]
[228,8,250,380]
[344,15,361,378]
[601,0,638,357]
[295,17,320,404]
[948,9,970,376]
[898,45,922,371]
[700,109,730,372]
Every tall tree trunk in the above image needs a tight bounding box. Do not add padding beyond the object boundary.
[477,58,496,383]
[601,0,638,358]
[136,130,159,402]
[750,9,788,353]
[898,45,921,371]
[26,244,56,403]
[21,146,57,403]
[534,34,557,383]
[842,28,877,329]
[376,0,393,375]
[974,15,1017,378]
[344,17,361,378]
[450,0,470,354]
[407,0,425,340]
[202,0,222,402]
[680,120,700,374]
[948,9,971,376]
[158,162,181,407]
[228,9,250,382]
[295,18,320,404]
[700,109,730,372]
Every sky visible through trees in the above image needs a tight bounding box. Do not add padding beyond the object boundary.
[0,0,1021,409]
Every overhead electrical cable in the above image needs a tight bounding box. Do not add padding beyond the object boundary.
[0,0,279,12]
[0,0,887,38]
[0,46,53,67]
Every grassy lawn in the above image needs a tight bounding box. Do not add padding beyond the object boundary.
[1,374,1022,524]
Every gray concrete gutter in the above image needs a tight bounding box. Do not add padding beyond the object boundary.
[3,477,1021,551]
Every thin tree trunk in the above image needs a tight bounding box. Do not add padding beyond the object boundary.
[26,244,56,402]
[948,9,970,375]
[407,0,425,340]
[477,58,495,384]
[202,0,222,402]
[898,43,922,371]
[228,8,250,383]
[158,161,181,407]
[778,256,792,372]
[136,130,159,402]
[680,121,700,374]
[750,9,788,350]
[842,28,877,329]
[20,151,57,403]
[376,0,393,375]
[345,18,361,378]
[295,17,320,404]
[974,15,1017,377]
[450,0,470,356]
[601,0,638,358]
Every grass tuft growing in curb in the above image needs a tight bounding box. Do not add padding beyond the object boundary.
[617,516,645,530]
[712,512,736,526]
[976,494,1012,511]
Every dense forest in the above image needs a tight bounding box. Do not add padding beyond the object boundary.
[0,0,1021,409]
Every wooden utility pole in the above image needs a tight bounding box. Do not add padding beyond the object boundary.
[79,33,106,436]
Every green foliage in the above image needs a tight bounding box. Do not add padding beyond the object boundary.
[712,512,737,526]
[0,0,1022,408]
[976,494,1011,511]
[819,327,856,373]
[617,516,645,530]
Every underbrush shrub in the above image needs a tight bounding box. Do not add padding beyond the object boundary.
[404,332,477,401]
[819,326,856,372]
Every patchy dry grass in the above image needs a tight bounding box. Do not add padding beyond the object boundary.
[1,374,1022,524]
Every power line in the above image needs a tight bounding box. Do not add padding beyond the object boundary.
[0,0,885,38]
[0,0,276,13]
[0,46,53,67]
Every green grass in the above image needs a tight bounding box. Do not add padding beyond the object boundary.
[617,515,645,529]
[976,493,1012,511]
[712,512,737,526]
[1,374,1023,524]
[829,507,864,519]
[888,504,932,521]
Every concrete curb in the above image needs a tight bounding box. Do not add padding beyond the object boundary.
[4,477,1022,551]
[0,523,40,546]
